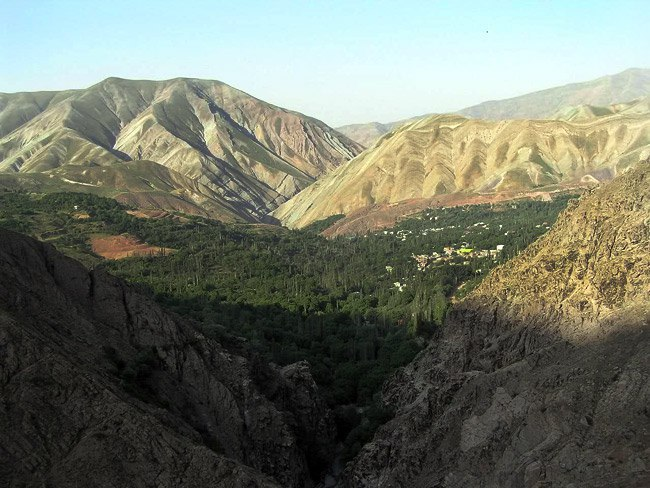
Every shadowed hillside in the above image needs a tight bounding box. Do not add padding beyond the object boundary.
[0,228,337,487]
[345,161,650,487]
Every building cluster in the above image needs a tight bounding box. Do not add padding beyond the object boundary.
[411,244,505,271]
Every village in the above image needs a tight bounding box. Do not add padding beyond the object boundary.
[379,219,510,273]
[378,211,552,274]
[385,243,507,292]
[410,242,506,271]
[351,198,568,294]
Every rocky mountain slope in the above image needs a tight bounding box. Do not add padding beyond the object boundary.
[0,229,336,487]
[275,111,650,229]
[459,67,650,120]
[0,78,362,220]
[0,159,254,221]
[344,161,650,487]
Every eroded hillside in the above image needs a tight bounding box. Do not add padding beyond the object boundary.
[0,78,362,220]
[275,113,650,229]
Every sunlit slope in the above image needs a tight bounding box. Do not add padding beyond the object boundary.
[553,95,650,121]
[0,77,362,220]
[336,69,650,147]
[274,112,650,228]
[0,160,252,221]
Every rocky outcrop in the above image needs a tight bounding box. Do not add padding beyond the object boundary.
[344,161,650,487]
[0,229,336,487]
[262,361,339,476]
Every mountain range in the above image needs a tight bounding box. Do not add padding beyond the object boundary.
[2,64,650,487]
[0,77,362,221]
[460,67,650,120]
[275,105,650,229]
[337,68,650,148]
[2,69,650,229]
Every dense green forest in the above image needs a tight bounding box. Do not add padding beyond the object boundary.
[0,190,576,460]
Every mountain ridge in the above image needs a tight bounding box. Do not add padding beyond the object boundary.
[336,68,650,147]
[553,95,650,122]
[0,77,363,221]
[459,67,650,120]
[275,111,650,229]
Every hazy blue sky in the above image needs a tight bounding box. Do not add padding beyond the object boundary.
[1,0,648,126]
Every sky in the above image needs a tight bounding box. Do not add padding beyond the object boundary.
[1,0,649,126]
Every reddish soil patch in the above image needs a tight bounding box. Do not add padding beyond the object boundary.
[91,234,174,260]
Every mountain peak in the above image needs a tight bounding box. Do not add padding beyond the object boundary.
[0,77,363,221]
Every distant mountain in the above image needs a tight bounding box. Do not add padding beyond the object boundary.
[552,95,650,122]
[0,78,362,221]
[337,68,650,147]
[459,67,650,120]
[336,116,423,148]
[274,110,650,229]
[346,160,650,487]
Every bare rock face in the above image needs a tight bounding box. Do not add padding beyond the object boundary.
[344,161,650,487]
[254,360,339,476]
[0,229,336,487]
